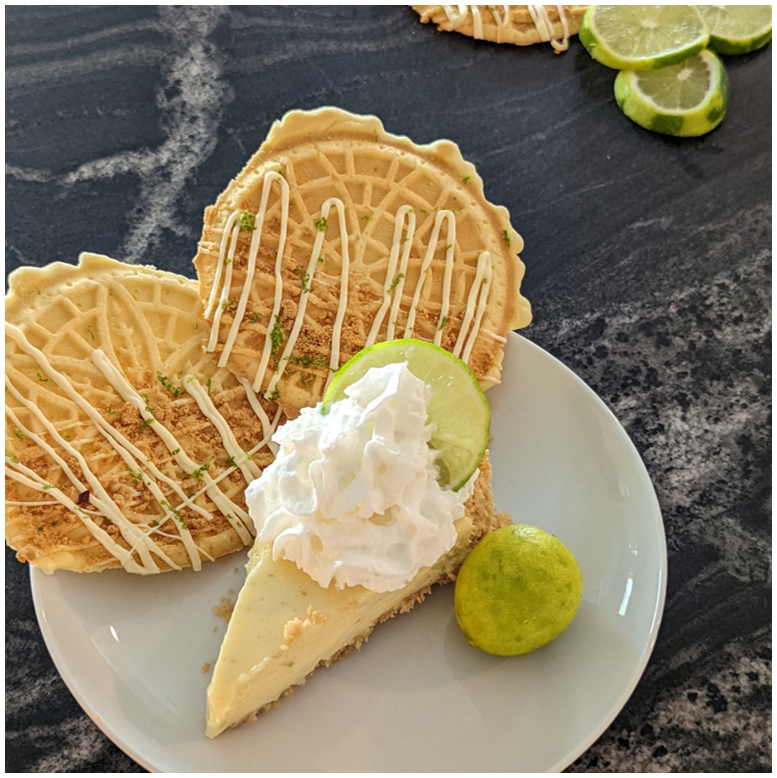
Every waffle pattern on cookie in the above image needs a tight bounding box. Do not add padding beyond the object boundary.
[194,107,531,418]
[5,255,283,574]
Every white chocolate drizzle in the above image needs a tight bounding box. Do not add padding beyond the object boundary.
[470,4,484,38]
[238,377,281,456]
[183,375,262,484]
[453,250,492,362]
[4,320,275,573]
[204,174,502,400]
[5,373,173,574]
[487,5,511,28]
[89,351,254,542]
[441,4,572,51]
[262,196,351,399]
[527,4,570,52]
[366,205,416,347]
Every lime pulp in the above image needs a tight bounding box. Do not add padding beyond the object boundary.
[580,5,709,70]
[614,50,729,137]
[698,5,773,55]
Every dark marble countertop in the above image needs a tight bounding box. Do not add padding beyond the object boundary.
[5,6,771,773]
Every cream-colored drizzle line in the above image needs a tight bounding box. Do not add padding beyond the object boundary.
[442,5,470,28]
[266,197,351,398]
[527,4,570,52]
[206,172,290,370]
[480,327,507,344]
[4,323,267,572]
[486,5,511,27]
[90,352,254,541]
[5,500,60,506]
[251,177,293,393]
[183,375,262,484]
[205,211,239,324]
[237,377,281,456]
[471,4,484,38]
[206,174,496,398]
[4,376,171,574]
[402,209,456,344]
[442,5,571,50]
[385,210,418,342]
[453,250,493,362]
[366,204,416,346]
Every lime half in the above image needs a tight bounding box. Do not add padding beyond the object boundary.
[323,339,489,491]
[614,50,729,137]
[699,5,772,55]
[580,5,709,70]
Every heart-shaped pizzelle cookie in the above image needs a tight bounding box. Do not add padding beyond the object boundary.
[5,254,284,574]
[412,5,588,52]
[193,107,531,419]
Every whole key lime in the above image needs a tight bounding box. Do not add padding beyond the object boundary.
[454,524,583,656]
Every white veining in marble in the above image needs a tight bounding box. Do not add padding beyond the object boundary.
[16,715,114,773]
[6,7,233,265]
[589,628,771,772]
[534,245,770,579]
[6,17,159,60]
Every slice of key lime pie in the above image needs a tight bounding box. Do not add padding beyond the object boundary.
[206,341,510,737]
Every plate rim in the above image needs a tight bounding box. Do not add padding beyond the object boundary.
[493,334,668,771]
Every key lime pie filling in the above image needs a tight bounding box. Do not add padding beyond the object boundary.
[206,360,508,737]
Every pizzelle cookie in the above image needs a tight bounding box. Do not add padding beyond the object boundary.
[412,5,588,52]
[193,106,531,419]
[5,254,283,574]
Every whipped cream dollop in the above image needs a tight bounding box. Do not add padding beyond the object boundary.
[245,362,477,593]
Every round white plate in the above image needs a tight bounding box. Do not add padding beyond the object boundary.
[32,333,666,772]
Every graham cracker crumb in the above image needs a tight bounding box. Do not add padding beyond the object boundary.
[283,606,326,646]
[212,596,235,623]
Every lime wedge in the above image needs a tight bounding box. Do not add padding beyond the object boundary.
[699,5,772,55]
[614,50,729,137]
[580,5,709,70]
[323,339,489,491]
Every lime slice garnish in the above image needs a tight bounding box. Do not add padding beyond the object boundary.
[698,5,772,55]
[323,339,489,491]
[614,50,729,137]
[580,5,709,70]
